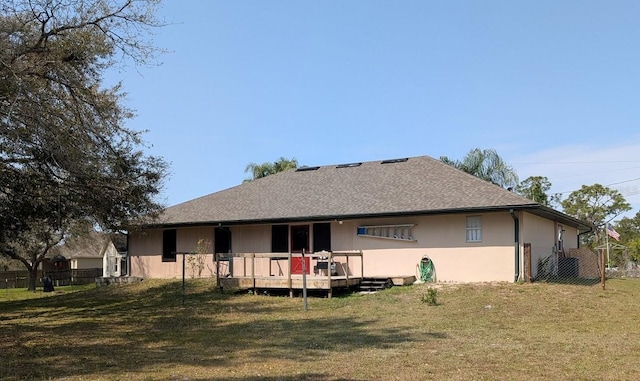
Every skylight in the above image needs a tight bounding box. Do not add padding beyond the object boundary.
[336,162,362,168]
[381,158,409,164]
[295,166,320,172]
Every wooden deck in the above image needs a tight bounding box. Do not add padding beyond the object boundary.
[219,275,363,297]
[215,251,364,298]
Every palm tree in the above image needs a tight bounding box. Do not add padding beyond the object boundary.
[244,157,298,182]
[440,148,518,189]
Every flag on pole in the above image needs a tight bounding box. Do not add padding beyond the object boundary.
[606,224,620,241]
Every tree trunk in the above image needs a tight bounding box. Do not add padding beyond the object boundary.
[28,267,38,291]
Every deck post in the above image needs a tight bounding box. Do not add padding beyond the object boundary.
[327,251,332,298]
[251,253,256,294]
[182,252,185,305]
[215,253,221,293]
[345,254,350,283]
[243,256,247,277]
[288,252,292,298]
[302,249,308,311]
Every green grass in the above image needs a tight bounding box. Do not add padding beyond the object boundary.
[2,279,640,380]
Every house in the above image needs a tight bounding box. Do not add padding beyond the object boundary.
[42,231,128,286]
[50,232,105,270]
[128,155,591,288]
[49,231,128,275]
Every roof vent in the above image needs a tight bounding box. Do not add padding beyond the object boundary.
[381,158,409,164]
[336,162,362,168]
[295,166,320,172]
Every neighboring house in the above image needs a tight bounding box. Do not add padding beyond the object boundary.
[129,155,591,284]
[50,231,128,274]
[50,232,104,270]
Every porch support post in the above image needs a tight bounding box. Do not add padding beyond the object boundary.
[327,251,332,299]
[288,252,292,298]
[251,253,256,294]
[181,252,185,305]
[302,249,308,311]
[215,253,221,292]
[346,254,350,283]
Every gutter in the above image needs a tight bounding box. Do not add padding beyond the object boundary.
[577,225,594,248]
[509,209,520,283]
[144,205,542,229]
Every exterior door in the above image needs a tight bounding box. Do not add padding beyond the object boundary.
[290,225,310,274]
[214,227,232,254]
[215,227,232,275]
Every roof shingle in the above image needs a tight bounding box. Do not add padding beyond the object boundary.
[158,155,541,226]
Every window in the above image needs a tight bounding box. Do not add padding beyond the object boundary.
[313,223,331,252]
[557,225,564,252]
[215,227,231,258]
[356,224,415,241]
[162,229,177,262]
[336,162,362,168]
[466,216,482,242]
[381,158,408,164]
[295,166,320,172]
[271,225,289,253]
[291,225,309,253]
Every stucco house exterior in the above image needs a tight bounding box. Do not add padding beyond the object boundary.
[129,155,590,285]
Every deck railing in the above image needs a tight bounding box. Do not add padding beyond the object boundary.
[214,251,364,297]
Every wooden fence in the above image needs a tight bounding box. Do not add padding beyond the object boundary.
[0,268,102,289]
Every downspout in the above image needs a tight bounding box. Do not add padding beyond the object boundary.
[509,209,520,283]
[577,226,593,248]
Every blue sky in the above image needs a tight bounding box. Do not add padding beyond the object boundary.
[112,1,640,218]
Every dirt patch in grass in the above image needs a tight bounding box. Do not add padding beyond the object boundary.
[2,279,640,380]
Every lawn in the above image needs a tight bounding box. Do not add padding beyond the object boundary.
[1,279,640,380]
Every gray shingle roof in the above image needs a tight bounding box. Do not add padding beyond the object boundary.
[50,232,108,259]
[157,155,571,227]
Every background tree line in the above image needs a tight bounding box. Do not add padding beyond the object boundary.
[443,148,637,264]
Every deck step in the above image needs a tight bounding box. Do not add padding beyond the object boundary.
[358,277,393,292]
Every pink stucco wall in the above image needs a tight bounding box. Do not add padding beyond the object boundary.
[128,211,570,282]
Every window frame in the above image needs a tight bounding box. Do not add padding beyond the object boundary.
[162,229,177,262]
[312,223,332,252]
[465,216,482,243]
[271,225,289,253]
[290,225,310,253]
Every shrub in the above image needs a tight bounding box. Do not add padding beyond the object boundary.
[421,287,438,306]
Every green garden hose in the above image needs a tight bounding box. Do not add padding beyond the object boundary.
[417,257,435,282]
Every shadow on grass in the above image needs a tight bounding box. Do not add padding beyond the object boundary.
[0,280,446,380]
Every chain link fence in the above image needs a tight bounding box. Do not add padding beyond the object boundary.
[532,248,602,285]
[606,261,640,279]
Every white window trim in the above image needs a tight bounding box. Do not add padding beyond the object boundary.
[466,216,482,243]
